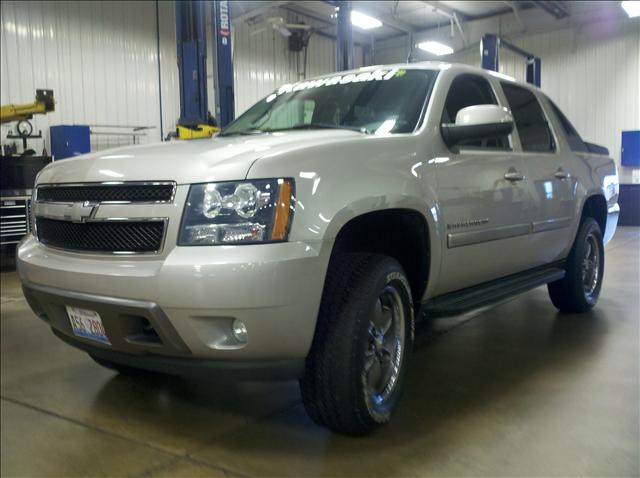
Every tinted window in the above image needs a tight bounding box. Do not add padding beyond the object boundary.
[547,99,589,153]
[223,69,436,136]
[501,83,555,152]
[442,74,508,149]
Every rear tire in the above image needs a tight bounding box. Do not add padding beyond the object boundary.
[300,253,414,435]
[548,217,604,313]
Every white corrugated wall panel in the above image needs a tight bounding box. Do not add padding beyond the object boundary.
[508,22,640,183]
[231,9,339,116]
[1,1,357,154]
[1,0,164,153]
[158,0,180,140]
[373,20,639,181]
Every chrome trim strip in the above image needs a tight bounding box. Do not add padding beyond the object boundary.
[448,223,530,248]
[531,217,572,233]
[35,181,177,205]
[35,217,168,256]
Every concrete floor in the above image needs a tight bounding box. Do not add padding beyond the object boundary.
[1,228,638,478]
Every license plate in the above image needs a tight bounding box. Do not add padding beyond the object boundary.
[66,306,111,345]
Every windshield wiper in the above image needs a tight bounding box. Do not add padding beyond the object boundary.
[218,129,266,137]
[263,123,372,134]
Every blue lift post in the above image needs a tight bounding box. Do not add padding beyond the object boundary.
[481,33,499,71]
[526,57,541,88]
[176,0,208,128]
[212,0,234,127]
[335,1,354,71]
[481,33,541,87]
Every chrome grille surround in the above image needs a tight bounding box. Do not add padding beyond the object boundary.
[32,182,173,255]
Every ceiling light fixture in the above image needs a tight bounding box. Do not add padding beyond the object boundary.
[351,11,382,30]
[417,41,454,56]
[621,1,640,17]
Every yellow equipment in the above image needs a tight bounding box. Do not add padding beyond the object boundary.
[1,89,55,124]
[176,124,220,139]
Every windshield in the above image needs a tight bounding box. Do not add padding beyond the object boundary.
[221,68,437,136]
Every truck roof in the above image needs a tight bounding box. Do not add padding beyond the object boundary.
[307,61,541,93]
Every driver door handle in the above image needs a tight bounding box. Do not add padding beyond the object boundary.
[504,168,525,182]
[554,168,570,180]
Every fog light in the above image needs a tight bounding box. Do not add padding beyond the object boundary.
[232,319,248,343]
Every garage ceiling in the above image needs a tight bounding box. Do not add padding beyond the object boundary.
[231,1,632,42]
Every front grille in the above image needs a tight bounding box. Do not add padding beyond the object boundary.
[37,183,175,203]
[36,218,165,253]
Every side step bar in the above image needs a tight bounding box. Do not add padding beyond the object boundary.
[420,262,566,318]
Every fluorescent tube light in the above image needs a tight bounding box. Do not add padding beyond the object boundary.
[417,41,454,56]
[351,11,382,30]
[621,1,640,17]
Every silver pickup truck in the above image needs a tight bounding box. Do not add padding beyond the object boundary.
[17,62,619,435]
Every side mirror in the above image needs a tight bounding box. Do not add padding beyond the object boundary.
[441,105,514,147]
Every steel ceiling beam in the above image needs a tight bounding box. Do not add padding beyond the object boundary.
[232,1,291,24]
[532,0,570,19]
[322,0,416,33]
[502,1,525,31]
[421,1,469,21]
[378,15,416,34]
[421,1,467,47]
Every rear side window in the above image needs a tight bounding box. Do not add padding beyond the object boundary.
[501,83,555,152]
[547,99,589,153]
[442,74,509,149]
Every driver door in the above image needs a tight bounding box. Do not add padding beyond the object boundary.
[433,74,531,295]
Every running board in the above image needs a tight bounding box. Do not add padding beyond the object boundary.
[420,263,566,318]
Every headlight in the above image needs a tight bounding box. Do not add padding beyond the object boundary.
[178,178,295,245]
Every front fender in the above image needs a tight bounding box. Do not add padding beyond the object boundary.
[246,134,443,299]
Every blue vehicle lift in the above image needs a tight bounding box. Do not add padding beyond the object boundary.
[212,0,234,127]
[176,0,208,128]
[481,33,541,87]
[175,0,234,138]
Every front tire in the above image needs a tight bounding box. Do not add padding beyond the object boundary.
[300,253,414,435]
[548,216,604,312]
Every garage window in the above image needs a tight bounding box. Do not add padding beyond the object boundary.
[501,83,555,153]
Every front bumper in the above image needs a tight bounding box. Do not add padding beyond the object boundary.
[17,236,331,366]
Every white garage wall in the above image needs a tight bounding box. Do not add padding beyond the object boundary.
[0,1,351,155]
[500,22,639,184]
[374,16,640,184]
[230,9,344,115]
[0,0,167,152]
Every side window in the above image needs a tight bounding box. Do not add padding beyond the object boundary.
[442,74,509,150]
[547,99,589,153]
[501,83,555,153]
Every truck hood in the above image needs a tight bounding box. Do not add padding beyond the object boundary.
[36,130,364,185]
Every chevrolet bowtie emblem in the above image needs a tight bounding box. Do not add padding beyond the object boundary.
[68,201,99,223]
[34,201,99,223]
